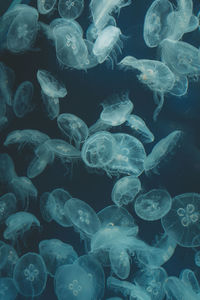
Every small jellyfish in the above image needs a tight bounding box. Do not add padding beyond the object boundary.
[37,69,67,98]
[0,278,18,300]
[13,252,47,297]
[57,113,89,149]
[0,153,16,185]
[0,193,17,224]
[111,175,141,206]
[134,189,172,221]
[54,264,94,300]
[118,56,175,121]
[3,212,40,243]
[41,90,60,120]
[162,193,200,247]
[168,74,188,97]
[58,0,84,20]
[180,269,200,295]
[126,114,154,144]
[37,0,57,15]
[109,246,130,279]
[0,62,15,106]
[39,239,78,276]
[0,242,19,277]
[164,276,198,300]
[64,198,101,237]
[195,251,200,267]
[13,81,34,118]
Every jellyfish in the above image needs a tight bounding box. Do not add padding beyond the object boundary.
[106,133,146,177]
[164,276,198,300]
[64,198,101,237]
[13,252,47,297]
[144,130,183,175]
[50,17,84,37]
[40,188,72,227]
[111,176,141,206]
[39,239,78,276]
[13,81,34,118]
[0,193,17,224]
[109,246,130,279]
[57,113,89,149]
[195,251,200,267]
[37,0,57,15]
[180,269,200,295]
[161,193,200,247]
[134,189,172,221]
[54,264,94,300]
[168,74,188,97]
[41,90,60,120]
[118,56,175,120]
[0,242,19,277]
[0,153,16,185]
[3,212,40,243]
[143,0,173,47]
[37,69,67,98]
[0,278,18,300]
[0,62,15,106]
[126,114,154,144]
[58,0,84,20]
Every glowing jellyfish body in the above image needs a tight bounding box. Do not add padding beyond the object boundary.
[111,175,141,206]
[64,198,101,237]
[0,278,17,300]
[100,91,133,126]
[57,113,89,149]
[143,0,173,47]
[107,133,146,177]
[13,252,47,297]
[134,189,172,221]
[45,139,81,161]
[39,239,78,276]
[37,0,57,15]
[164,276,198,300]
[58,0,84,20]
[92,26,122,64]
[0,153,16,185]
[3,212,40,242]
[180,269,200,295]
[169,74,188,97]
[162,193,200,247]
[109,246,130,279]
[13,81,34,118]
[54,264,94,300]
[126,114,154,144]
[144,130,183,175]
[41,91,60,120]
[0,193,17,224]
[37,69,67,98]
[0,242,19,277]
[161,39,200,77]
[119,56,175,120]
[7,5,39,53]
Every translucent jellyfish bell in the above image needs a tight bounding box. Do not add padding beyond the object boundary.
[41,91,60,120]
[162,193,200,247]
[0,278,17,300]
[13,81,34,118]
[58,0,84,20]
[195,251,200,267]
[0,153,16,185]
[37,0,57,15]
[0,241,19,277]
[0,62,15,106]
[109,246,130,279]
[45,139,81,161]
[13,252,47,297]
[134,189,172,221]
[0,193,17,224]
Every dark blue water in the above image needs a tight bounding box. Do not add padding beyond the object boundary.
[1,0,200,299]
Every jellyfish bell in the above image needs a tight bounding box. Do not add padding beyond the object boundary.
[37,0,57,15]
[13,81,34,118]
[58,0,84,20]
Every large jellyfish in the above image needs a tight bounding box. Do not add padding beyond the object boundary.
[58,0,84,20]
[161,193,200,247]
[118,56,175,120]
[13,81,34,118]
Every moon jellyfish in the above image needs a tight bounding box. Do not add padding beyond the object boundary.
[143,0,173,47]
[0,242,19,277]
[54,264,94,300]
[0,193,17,224]
[134,267,168,300]
[109,246,130,279]
[7,5,39,53]
[13,252,47,297]
[134,189,172,221]
[107,133,146,177]
[126,114,154,144]
[37,69,67,98]
[111,176,141,206]
[45,139,81,162]
[40,188,72,227]
[13,81,34,118]
[195,251,200,267]
[58,0,84,20]
[0,278,18,300]
[162,193,200,247]
[168,74,188,97]
[0,153,16,185]
[92,26,123,65]
[3,212,40,243]
[39,239,78,276]
[64,198,101,237]
[119,56,175,120]
[0,62,15,106]
[100,91,133,126]
[164,276,198,300]
[144,130,183,175]
[57,113,89,149]
[41,90,60,120]
[180,269,200,295]
[37,0,57,15]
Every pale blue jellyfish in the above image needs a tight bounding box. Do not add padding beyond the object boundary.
[13,81,34,118]
[45,138,81,161]
[195,251,200,267]
[0,242,19,277]
[109,246,130,279]
[180,269,200,295]
[37,0,57,15]
[0,278,18,300]
[134,189,172,221]
[54,264,94,300]
[164,276,198,300]
[162,193,200,247]
[0,193,17,224]
[64,198,101,237]
[111,175,141,206]
[168,74,188,97]
[39,239,78,276]
[13,252,47,297]
[0,154,16,185]
[0,62,15,106]
[58,0,84,20]
[41,90,60,120]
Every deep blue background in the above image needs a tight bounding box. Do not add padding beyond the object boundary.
[1,0,200,299]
